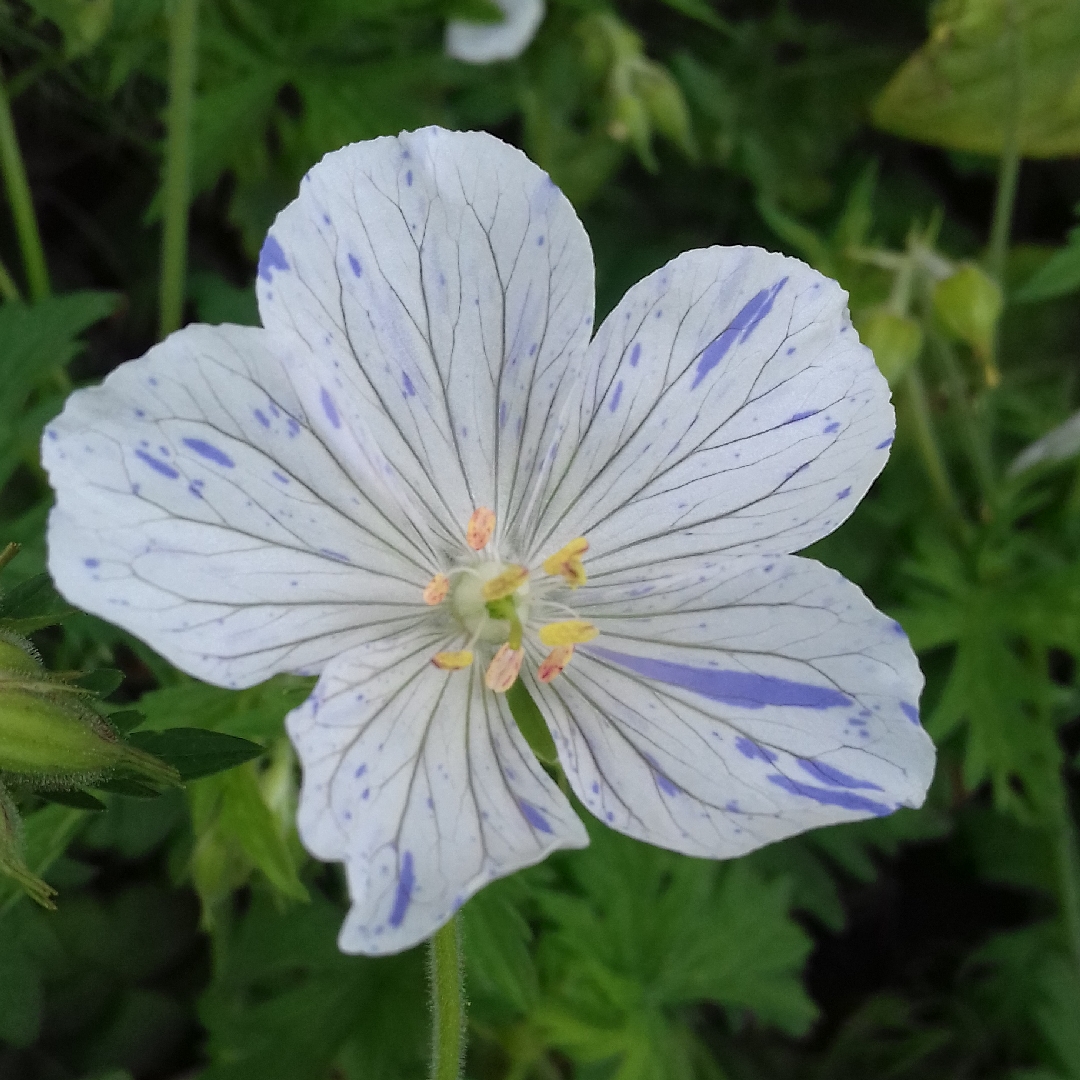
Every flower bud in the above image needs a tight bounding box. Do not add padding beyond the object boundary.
[635,61,696,160]
[932,263,1003,368]
[0,691,179,789]
[856,308,924,386]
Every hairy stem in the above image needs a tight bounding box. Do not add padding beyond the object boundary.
[158,0,199,339]
[428,916,466,1080]
[0,61,49,301]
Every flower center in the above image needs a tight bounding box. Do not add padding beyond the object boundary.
[424,507,597,692]
[450,561,531,645]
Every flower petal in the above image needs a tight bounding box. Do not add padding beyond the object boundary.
[446,0,545,64]
[258,127,594,551]
[43,324,432,688]
[529,554,933,857]
[525,247,892,569]
[288,626,588,955]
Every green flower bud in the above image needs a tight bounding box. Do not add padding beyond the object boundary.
[634,61,696,160]
[856,308,924,386]
[932,263,1003,372]
[609,89,656,170]
[0,780,57,909]
[0,691,179,789]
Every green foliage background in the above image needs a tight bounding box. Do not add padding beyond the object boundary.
[1,0,1080,1077]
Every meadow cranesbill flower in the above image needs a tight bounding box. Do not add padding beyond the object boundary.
[445,0,544,64]
[43,127,935,955]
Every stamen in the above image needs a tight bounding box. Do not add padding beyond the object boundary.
[539,619,598,647]
[542,537,589,587]
[432,650,474,670]
[466,507,496,550]
[485,644,523,692]
[422,573,450,605]
[538,645,574,683]
[481,564,528,601]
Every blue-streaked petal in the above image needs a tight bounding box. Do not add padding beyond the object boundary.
[528,554,933,856]
[258,127,594,551]
[523,246,892,568]
[43,323,431,689]
[446,0,545,64]
[289,626,588,955]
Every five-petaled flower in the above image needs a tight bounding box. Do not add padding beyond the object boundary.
[43,127,935,955]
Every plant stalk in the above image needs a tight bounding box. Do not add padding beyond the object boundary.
[0,60,49,301]
[0,251,20,302]
[987,0,1022,286]
[1052,792,1080,980]
[428,915,466,1080]
[903,362,970,543]
[158,0,199,339]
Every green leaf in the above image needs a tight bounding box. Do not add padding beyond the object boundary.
[127,728,265,782]
[133,674,314,742]
[72,668,125,698]
[462,876,540,1017]
[657,0,731,32]
[0,292,118,416]
[199,895,427,1080]
[1015,228,1080,302]
[0,572,75,633]
[872,0,1080,158]
[23,0,113,57]
[189,763,308,909]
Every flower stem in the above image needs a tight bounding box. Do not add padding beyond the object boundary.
[158,0,199,339]
[903,362,970,543]
[428,915,466,1080]
[0,60,50,302]
[987,0,1022,286]
[1052,788,1080,980]
[0,250,21,302]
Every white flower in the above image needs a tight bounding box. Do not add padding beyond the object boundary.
[43,127,935,956]
[445,0,544,64]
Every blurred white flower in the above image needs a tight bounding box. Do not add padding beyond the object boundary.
[446,0,544,64]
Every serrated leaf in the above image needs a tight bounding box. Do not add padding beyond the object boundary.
[0,293,118,419]
[127,728,264,782]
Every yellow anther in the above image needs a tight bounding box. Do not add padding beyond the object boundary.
[466,507,496,550]
[542,537,589,588]
[538,620,598,647]
[481,564,529,602]
[538,645,574,683]
[423,573,450,605]
[432,650,474,671]
[485,644,523,693]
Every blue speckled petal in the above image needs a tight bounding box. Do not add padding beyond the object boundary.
[527,553,933,857]
[288,627,588,956]
[259,127,594,551]
[524,246,894,569]
[43,323,432,689]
